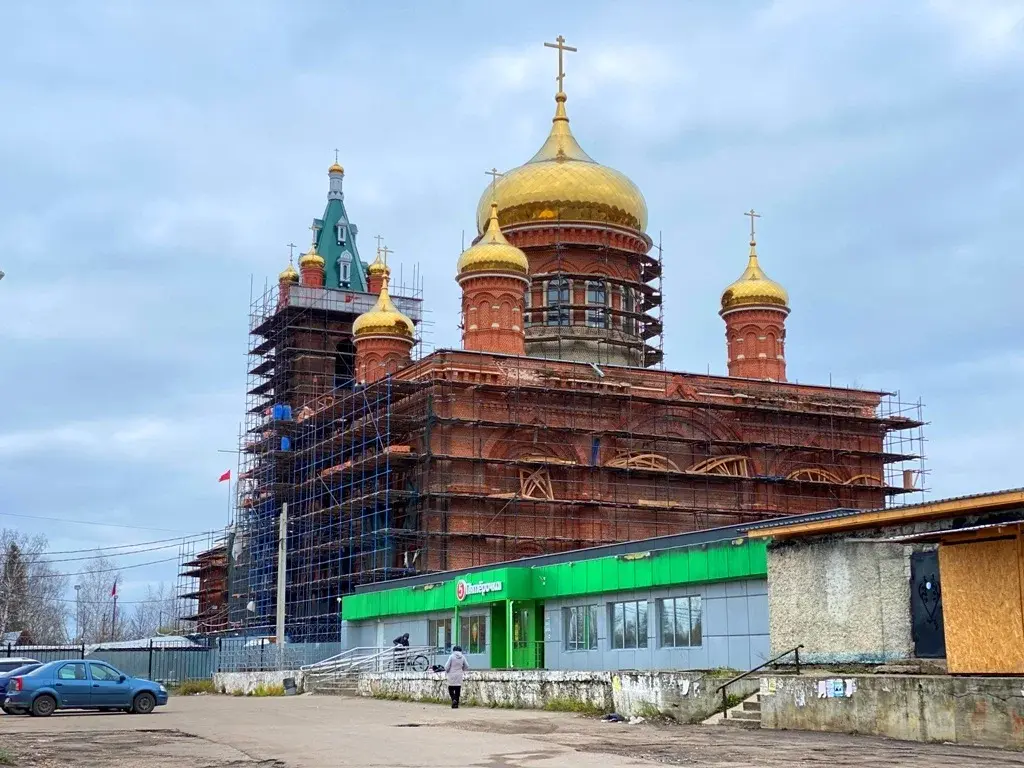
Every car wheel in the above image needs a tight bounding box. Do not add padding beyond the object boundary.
[132,692,156,715]
[30,694,56,718]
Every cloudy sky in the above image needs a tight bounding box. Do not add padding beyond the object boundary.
[1,0,1022,603]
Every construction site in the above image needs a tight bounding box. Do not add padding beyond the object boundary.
[177,60,926,644]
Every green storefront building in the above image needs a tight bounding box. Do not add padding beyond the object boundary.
[341,531,769,672]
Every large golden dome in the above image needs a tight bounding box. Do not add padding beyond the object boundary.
[720,240,789,314]
[353,278,415,340]
[458,203,529,277]
[476,92,648,234]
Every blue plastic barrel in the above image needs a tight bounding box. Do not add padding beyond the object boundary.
[280,436,291,451]
[272,404,284,420]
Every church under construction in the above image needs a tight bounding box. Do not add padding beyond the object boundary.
[179,39,924,642]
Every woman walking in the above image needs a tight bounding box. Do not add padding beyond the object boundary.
[444,645,469,709]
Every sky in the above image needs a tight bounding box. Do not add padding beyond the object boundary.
[1,0,1022,605]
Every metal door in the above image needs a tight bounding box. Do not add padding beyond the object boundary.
[910,550,946,658]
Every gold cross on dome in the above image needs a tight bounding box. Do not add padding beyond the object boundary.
[334,148,340,163]
[485,167,504,199]
[374,234,385,254]
[745,209,761,242]
[308,222,319,245]
[286,242,297,260]
[544,35,577,93]
[380,245,392,266]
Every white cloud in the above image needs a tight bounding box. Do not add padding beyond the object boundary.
[928,0,1024,61]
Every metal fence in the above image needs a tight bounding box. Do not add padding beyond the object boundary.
[2,642,214,684]
[213,638,345,672]
[4,640,359,678]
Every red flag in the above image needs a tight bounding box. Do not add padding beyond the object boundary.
[218,470,231,483]
[111,580,117,598]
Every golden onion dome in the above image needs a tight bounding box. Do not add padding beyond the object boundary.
[458,202,530,277]
[367,250,391,277]
[299,242,325,269]
[476,92,648,234]
[352,278,415,340]
[720,240,790,314]
[278,261,299,283]
[328,162,345,174]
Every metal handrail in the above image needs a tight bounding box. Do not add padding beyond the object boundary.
[714,644,803,718]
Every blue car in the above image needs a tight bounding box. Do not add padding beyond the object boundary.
[0,663,43,714]
[3,659,168,717]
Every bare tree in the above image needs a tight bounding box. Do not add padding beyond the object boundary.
[0,529,68,644]
[76,557,126,643]
[128,583,179,639]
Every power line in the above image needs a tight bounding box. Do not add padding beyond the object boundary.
[33,530,223,556]
[31,556,178,579]
[0,511,189,534]
[23,540,213,566]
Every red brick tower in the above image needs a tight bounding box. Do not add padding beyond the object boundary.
[352,277,415,383]
[299,240,326,288]
[720,211,790,381]
[457,202,530,355]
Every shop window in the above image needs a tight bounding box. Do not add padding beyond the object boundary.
[546,279,570,326]
[428,617,452,651]
[610,600,647,649]
[458,615,487,655]
[658,596,702,648]
[586,280,607,328]
[563,604,598,651]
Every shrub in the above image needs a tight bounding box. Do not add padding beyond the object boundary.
[249,683,286,697]
[0,747,16,766]
[175,679,217,696]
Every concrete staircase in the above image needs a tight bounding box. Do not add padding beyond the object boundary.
[307,675,359,696]
[702,692,761,729]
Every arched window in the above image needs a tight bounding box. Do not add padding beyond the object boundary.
[336,223,347,246]
[546,279,570,326]
[586,280,608,328]
[339,253,352,287]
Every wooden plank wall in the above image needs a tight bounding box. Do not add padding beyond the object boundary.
[939,535,1024,674]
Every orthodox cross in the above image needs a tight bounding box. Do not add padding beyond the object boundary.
[380,245,392,266]
[308,222,320,246]
[485,167,504,199]
[544,35,577,92]
[286,242,297,261]
[374,234,385,255]
[333,148,340,164]
[745,209,761,242]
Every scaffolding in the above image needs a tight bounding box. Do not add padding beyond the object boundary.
[215,326,923,640]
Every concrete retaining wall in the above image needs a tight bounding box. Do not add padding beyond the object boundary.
[214,670,304,696]
[355,670,759,723]
[760,674,1024,749]
[768,538,915,663]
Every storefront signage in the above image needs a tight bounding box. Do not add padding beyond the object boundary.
[456,578,503,601]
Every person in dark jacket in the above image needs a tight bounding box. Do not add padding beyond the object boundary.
[444,645,469,709]
[392,633,410,669]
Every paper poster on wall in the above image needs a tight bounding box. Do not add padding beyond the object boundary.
[767,678,777,695]
[829,679,845,698]
[795,689,806,708]
[817,681,828,699]
[844,679,856,697]
[680,680,690,696]
[544,615,552,641]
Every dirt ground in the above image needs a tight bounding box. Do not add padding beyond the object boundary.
[1,695,1023,768]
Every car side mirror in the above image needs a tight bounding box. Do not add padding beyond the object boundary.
[119,675,126,683]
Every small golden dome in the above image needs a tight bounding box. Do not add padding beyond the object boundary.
[367,250,390,277]
[278,261,299,283]
[720,240,790,314]
[458,203,530,277]
[352,278,415,340]
[476,92,648,234]
[299,242,325,269]
[328,162,344,174]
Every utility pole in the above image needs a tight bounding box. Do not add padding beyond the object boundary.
[74,584,81,642]
[275,503,288,648]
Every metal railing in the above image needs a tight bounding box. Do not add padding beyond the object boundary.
[715,644,803,719]
[302,645,444,689]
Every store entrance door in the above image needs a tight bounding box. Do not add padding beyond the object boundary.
[511,601,543,669]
